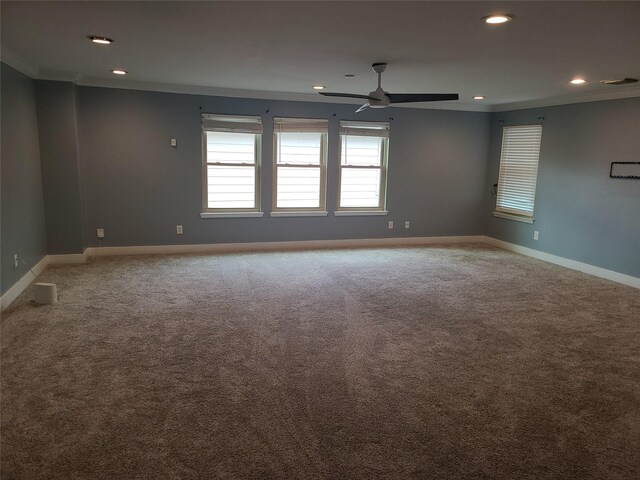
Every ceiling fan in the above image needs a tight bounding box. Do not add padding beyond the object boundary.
[319,63,459,113]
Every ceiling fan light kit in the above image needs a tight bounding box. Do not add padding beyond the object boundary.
[319,63,459,113]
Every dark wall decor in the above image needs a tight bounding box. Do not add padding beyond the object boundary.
[610,162,640,179]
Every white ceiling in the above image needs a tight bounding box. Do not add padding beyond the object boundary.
[2,1,639,112]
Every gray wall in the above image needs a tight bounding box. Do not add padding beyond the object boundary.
[35,80,84,254]
[0,63,47,294]
[76,87,490,247]
[4,67,636,290]
[484,98,640,277]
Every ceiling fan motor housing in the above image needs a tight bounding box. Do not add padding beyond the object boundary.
[372,63,388,74]
[368,87,390,107]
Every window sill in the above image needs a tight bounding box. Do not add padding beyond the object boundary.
[200,212,264,219]
[493,211,534,224]
[270,211,328,217]
[334,210,388,216]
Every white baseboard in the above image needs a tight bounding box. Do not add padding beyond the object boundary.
[1,252,88,311]
[3,235,636,311]
[1,236,480,311]
[0,255,50,311]
[47,252,88,265]
[83,236,485,257]
[482,236,640,289]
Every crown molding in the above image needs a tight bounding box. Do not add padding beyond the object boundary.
[38,69,82,83]
[78,75,330,103]
[5,59,488,111]
[15,64,638,114]
[491,84,640,112]
[0,45,39,78]
[38,72,490,112]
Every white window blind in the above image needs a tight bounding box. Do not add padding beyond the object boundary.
[202,114,263,133]
[338,121,389,210]
[495,125,543,221]
[202,114,262,211]
[273,118,327,210]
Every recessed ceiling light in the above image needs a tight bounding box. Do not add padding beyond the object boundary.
[89,36,113,45]
[111,69,127,75]
[313,85,325,90]
[483,14,513,24]
[570,78,587,85]
[473,96,486,100]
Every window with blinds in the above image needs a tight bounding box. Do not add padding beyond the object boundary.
[495,124,543,223]
[202,114,262,212]
[338,121,389,210]
[273,118,328,211]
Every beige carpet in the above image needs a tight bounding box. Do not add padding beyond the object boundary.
[1,245,639,479]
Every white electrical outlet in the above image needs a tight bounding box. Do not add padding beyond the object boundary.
[388,221,394,229]
[170,138,177,147]
[14,254,19,268]
[176,225,183,235]
[405,221,410,229]
[533,230,539,240]
[96,228,105,239]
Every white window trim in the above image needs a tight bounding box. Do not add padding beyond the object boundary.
[336,121,389,212]
[272,118,328,213]
[334,210,389,216]
[270,211,328,217]
[201,114,262,215]
[200,212,264,219]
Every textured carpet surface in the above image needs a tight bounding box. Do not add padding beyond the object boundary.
[1,245,639,479]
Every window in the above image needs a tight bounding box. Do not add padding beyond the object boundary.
[337,121,389,213]
[273,118,328,214]
[494,124,543,223]
[201,114,262,215]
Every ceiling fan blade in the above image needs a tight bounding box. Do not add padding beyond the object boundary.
[355,103,369,113]
[319,92,378,101]
[387,93,459,103]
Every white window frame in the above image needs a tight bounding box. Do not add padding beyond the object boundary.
[272,118,328,215]
[494,124,543,224]
[201,114,262,217]
[336,121,390,214]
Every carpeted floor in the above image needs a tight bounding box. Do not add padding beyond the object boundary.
[1,245,639,479]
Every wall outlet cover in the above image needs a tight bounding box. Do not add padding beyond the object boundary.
[176,225,183,234]
[96,228,105,239]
